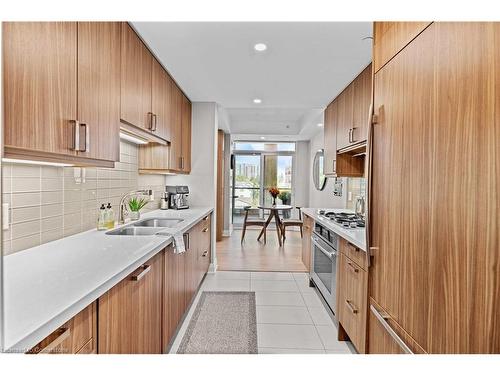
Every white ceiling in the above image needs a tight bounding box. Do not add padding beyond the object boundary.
[132,22,372,140]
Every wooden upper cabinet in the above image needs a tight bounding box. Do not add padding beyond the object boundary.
[120,23,153,131]
[169,84,184,171]
[180,94,192,173]
[98,251,163,354]
[3,22,78,157]
[336,83,354,150]
[351,64,372,145]
[373,22,431,73]
[152,58,172,142]
[323,101,337,175]
[77,22,121,162]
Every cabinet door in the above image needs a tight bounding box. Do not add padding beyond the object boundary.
[169,84,183,171]
[373,22,431,73]
[77,22,121,162]
[351,64,372,145]
[180,94,192,173]
[301,215,313,271]
[198,216,211,280]
[98,252,163,354]
[3,22,77,157]
[152,58,172,141]
[336,83,354,150]
[120,23,152,131]
[323,101,337,175]
[163,245,186,350]
[184,230,198,305]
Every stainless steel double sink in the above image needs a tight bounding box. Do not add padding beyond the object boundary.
[105,218,184,236]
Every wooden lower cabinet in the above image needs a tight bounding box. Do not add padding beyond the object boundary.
[301,214,313,271]
[163,244,186,351]
[337,240,368,353]
[29,302,96,354]
[98,251,163,354]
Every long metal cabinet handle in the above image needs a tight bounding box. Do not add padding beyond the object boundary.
[345,300,358,314]
[153,114,157,131]
[147,112,154,130]
[71,120,80,151]
[311,236,335,259]
[348,128,352,143]
[365,100,375,268]
[131,264,151,281]
[82,123,89,152]
[202,227,209,233]
[370,305,414,354]
[351,127,357,143]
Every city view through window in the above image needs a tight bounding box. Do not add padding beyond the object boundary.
[232,142,295,225]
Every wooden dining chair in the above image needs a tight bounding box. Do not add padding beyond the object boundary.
[280,206,303,243]
[241,206,267,243]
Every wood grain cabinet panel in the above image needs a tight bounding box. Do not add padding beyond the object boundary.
[301,215,314,271]
[77,22,121,162]
[169,84,184,172]
[369,22,500,354]
[338,253,367,353]
[351,64,372,145]
[181,94,192,173]
[323,101,337,176]
[184,229,198,306]
[336,83,354,150]
[198,216,212,281]
[373,22,431,73]
[29,302,96,354]
[152,58,172,141]
[98,251,163,354]
[120,22,152,131]
[3,22,77,157]
[163,244,186,351]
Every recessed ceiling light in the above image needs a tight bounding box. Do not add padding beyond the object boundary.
[260,136,266,140]
[317,123,324,127]
[254,43,267,52]
[253,98,262,104]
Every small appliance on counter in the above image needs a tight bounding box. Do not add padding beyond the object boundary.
[166,185,189,210]
[160,192,169,210]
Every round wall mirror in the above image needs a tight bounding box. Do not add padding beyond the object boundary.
[313,149,327,191]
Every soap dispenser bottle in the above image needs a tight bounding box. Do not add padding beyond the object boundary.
[106,203,115,229]
[97,204,107,231]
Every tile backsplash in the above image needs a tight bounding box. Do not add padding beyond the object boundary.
[346,178,366,211]
[2,141,164,255]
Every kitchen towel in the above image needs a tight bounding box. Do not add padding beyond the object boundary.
[173,232,186,254]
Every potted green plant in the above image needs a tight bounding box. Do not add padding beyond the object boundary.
[128,196,149,221]
[278,191,292,218]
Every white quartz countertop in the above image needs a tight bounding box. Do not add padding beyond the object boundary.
[301,208,366,251]
[3,206,213,352]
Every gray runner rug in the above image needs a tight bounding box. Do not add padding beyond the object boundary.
[177,291,257,354]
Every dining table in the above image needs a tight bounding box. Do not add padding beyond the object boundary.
[257,204,293,247]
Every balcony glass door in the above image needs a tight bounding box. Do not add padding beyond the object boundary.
[232,154,262,226]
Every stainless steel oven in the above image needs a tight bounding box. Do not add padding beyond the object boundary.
[310,222,338,313]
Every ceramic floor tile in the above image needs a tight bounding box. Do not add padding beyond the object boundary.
[255,292,305,307]
[257,324,324,350]
[201,278,250,291]
[292,272,310,282]
[301,292,325,308]
[316,325,351,352]
[256,306,313,325]
[205,271,251,280]
[294,277,316,293]
[259,347,326,354]
[251,272,294,281]
[307,307,335,326]
[251,279,299,292]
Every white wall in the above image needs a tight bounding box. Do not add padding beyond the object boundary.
[294,141,310,210]
[164,102,219,270]
[308,130,347,209]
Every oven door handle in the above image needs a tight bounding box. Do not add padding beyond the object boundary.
[312,236,336,259]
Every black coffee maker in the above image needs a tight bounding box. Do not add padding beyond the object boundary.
[165,185,189,210]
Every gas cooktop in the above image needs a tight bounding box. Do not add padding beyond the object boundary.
[318,210,365,229]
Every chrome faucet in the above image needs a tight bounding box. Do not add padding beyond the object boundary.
[118,189,154,224]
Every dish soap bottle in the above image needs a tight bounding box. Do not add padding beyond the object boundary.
[97,204,107,231]
[106,203,115,229]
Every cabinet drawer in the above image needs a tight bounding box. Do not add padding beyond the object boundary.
[338,253,367,353]
[29,302,96,354]
[76,338,95,354]
[339,238,367,270]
